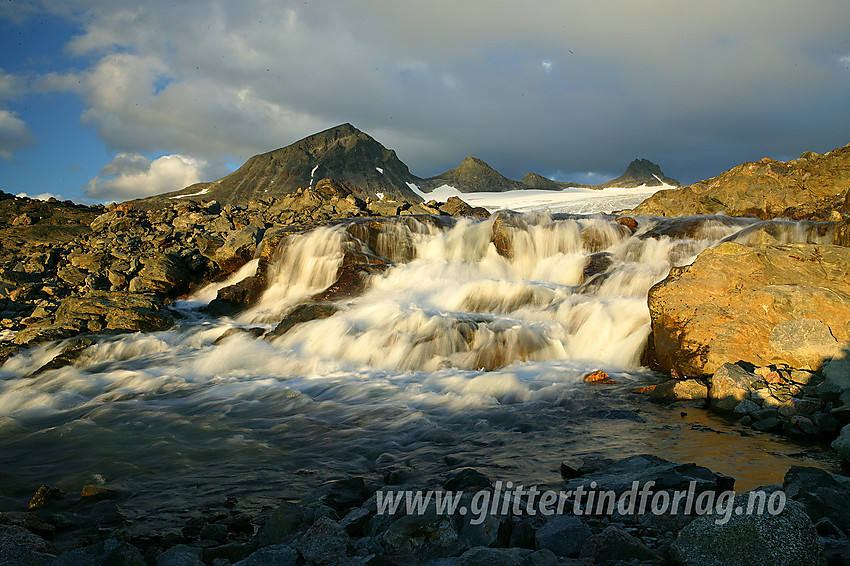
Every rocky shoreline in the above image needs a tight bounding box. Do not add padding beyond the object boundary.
[3,450,848,565]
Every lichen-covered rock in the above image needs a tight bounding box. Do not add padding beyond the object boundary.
[670,497,823,566]
[648,242,850,377]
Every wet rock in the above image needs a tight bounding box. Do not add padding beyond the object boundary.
[649,378,708,402]
[205,277,262,316]
[267,303,338,338]
[490,212,527,259]
[297,517,350,565]
[234,545,297,566]
[564,454,722,496]
[582,252,613,282]
[28,485,63,510]
[27,336,95,377]
[579,525,660,563]
[534,515,591,557]
[201,542,253,564]
[49,538,146,566]
[783,466,850,533]
[443,468,493,492]
[670,497,823,566]
[558,456,612,480]
[213,327,265,345]
[310,263,386,302]
[80,484,119,499]
[583,369,616,384]
[0,511,56,539]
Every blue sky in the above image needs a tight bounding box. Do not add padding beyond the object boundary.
[1,1,849,203]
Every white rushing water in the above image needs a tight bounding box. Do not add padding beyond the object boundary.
[0,209,836,529]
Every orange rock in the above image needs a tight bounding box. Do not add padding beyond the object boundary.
[583,370,617,384]
[631,385,657,394]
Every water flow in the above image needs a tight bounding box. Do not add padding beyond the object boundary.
[0,213,838,533]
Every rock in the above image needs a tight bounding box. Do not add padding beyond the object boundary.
[27,336,95,377]
[298,517,349,565]
[558,456,612,480]
[129,253,192,296]
[709,363,760,412]
[833,424,850,464]
[216,226,264,274]
[304,477,373,516]
[582,252,613,282]
[631,143,850,219]
[769,317,839,359]
[733,399,760,415]
[649,378,708,402]
[80,484,118,499]
[443,468,493,492]
[563,454,722,496]
[256,501,302,546]
[751,416,783,432]
[0,511,56,539]
[49,538,146,566]
[0,525,57,561]
[647,243,850,377]
[205,277,262,316]
[15,291,173,346]
[669,497,824,566]
[534,515,591,557]
[267,303,338,338]
[28,485,63,510]
[579,525,660,563]
[233,545,297,566]
[156,545,204,566]
[456,546,526,566]
[381,505,464,562]
[490,212,527,259]
[583,370,616,384]
[783,466,850,533]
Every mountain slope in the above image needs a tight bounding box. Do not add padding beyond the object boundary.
[135,124,423,207]
[601,158,681,188]
[629,145,850,219]
[419,156,524,193]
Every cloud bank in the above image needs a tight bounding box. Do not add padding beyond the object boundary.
[4,0,850,200]
[85,153,207,201]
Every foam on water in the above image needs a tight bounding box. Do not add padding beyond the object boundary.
[0,212,839,529]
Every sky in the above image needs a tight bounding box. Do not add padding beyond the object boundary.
[1,1,849,204]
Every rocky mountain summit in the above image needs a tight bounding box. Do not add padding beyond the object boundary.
[600,158,682,188]
[630,144,850,220]
[419,156,525,193]
[133,123,680,207]
[137,124,424,207]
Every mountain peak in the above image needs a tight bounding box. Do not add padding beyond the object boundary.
[601,158,681,188]
[422,156,523,193]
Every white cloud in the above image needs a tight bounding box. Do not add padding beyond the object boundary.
[85,152,208,200]
[16,191,62,201]
[18,0,850,184]
[0,109,35,160]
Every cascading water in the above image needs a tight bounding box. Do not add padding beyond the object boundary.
[0,211,839,535]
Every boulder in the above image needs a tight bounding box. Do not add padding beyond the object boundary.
[267,303,338,338]
[670,497,823,566]
[128,253,192,296]
[456,547,526,566]
[649,378,708,402]
[534,515,591,557]
[49,538,146,566]
[783,466,850,533]
[297,517,349,566]
[579,525,659,563]
[648,243,850,377]
[709,363,760,412]
[216,226,264,274]
[831,424,850,464]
